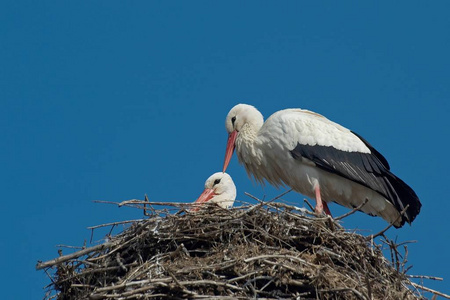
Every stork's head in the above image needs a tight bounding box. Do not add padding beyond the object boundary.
[191,172,236,211]
[223,104,264,172]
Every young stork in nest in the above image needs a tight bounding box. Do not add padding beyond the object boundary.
[191,172,236,211]
[222,104,421,228]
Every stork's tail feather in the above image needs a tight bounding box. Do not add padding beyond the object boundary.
[386,173,421,227]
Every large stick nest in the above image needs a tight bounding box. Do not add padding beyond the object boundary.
[39,198,427,300]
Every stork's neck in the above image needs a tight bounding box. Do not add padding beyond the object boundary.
[211,193,235,209]
[235,123,263,166]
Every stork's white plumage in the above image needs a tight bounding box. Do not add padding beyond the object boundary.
[191,172,236,211]
[223,104,421,227]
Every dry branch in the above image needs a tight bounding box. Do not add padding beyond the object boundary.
[36,242,115,270]
[410,282,450,299]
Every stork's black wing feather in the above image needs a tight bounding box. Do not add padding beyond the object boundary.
[350,131,390,170]
[290,132,421,226]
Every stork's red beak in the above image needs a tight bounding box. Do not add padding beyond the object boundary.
[223,130,238,172]
[191,188,215,211]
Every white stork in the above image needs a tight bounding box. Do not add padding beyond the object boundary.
[191,172,237,211]
[222,104,421,227]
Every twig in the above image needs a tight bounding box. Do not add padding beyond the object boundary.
[243,254,312,266]
[92,283,169,299]
[318,287,367,300]
[117,200,191,207]
[55,244,85,250]
[246,189,292,205]
[179,279,245,291]
[241,189,293,217]
[167,270,197,296]
[364,261,373,300]
[36,242,114,270]
[335,198,369,221]
[266,202,309,214]
[93,278,172,293]
[365,204,410,241]
[227,271,261,283]
[304,198,314,211]
[87,219,143,230]
[407,275,443,281]
[244,192,264,203]
[93,200,192,209]
[410,282,450,299]
[142,194,150,216]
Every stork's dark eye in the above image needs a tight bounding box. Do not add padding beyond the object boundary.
[214,179,221,185]
[231,116,236,125]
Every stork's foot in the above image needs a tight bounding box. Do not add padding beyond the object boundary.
[314,203,332,216]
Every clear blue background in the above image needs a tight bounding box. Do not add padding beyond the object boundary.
[1,2,449,299]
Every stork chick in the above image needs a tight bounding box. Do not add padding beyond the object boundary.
[191,172,236,211]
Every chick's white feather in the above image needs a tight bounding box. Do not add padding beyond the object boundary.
[203,172,237,209]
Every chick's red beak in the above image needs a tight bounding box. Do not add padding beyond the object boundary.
[191,188,215,211]
[223,130,238,172]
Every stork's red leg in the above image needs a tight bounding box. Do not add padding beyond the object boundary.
[314,185,323,214]
[323,201,332,216]
[314,184,332,216]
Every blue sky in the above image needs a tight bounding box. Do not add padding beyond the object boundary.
[1,2,449,299]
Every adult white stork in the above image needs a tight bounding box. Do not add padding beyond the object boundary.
[191,172,237,211]
[222,104,421,228]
